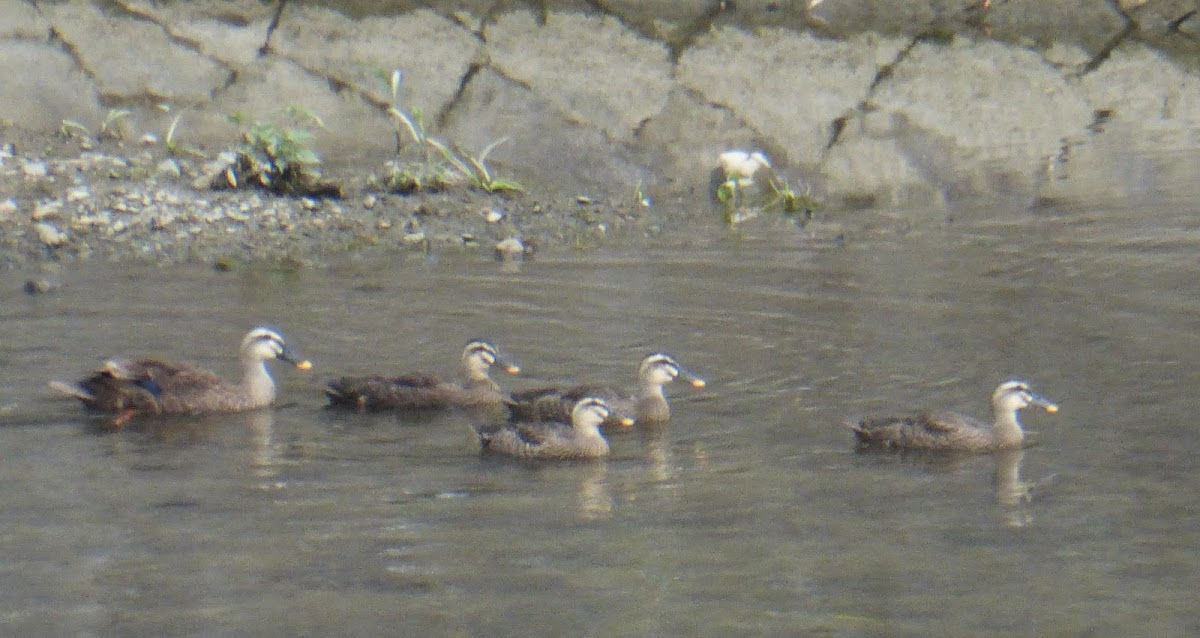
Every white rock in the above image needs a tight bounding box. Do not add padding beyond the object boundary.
[22,160,48,179]
[485,209,504,223]
[32,200,63,220]
[494,236,525,260]
[718,150,771,180]
[34,222,68,246]
[0,198,17,220]
[65,187,90,204]
[156,158,182,178]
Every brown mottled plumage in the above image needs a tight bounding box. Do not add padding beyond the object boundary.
[507,353,705,427]
[847,380,1059,453]
[481,397,621,460]
[49,327,312,425]
[324,339,519,414]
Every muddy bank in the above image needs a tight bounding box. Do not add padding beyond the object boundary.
[2,0,1200,267]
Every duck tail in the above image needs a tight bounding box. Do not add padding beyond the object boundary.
[48,380,93,402]
[840,418,873,443]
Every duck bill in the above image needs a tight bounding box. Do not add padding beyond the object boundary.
[1032,394,1059,413]
[490,347,520,375]
[681,368,706,388]
[279,348,313,371]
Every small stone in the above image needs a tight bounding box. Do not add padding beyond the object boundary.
[362,194,378,209]
[576,195,592,205]
[65,187,90,204]
[156,158,182,178]
[32,200,63,221]
[403,231,426,245]
[494,236,525,261]
[484,209,504,223]
[376,219,392,231]
[34,222,68,247]
[300,197,318,211]
[0,198,18,220]
[23,277,62,295]
[140,133,159,145]
[23,161,48,179]
[72,213,110,229]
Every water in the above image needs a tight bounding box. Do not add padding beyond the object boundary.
[2,192,1199,635]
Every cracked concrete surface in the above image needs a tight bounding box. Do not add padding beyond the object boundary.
[3,0,1200,208]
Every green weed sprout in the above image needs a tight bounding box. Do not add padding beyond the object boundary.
[99,108,131,140]
[429,137,525,194]
[59,119,90,138]
[219,106,339,196]
[157,105,206,158]
[379,68,522,195]
[715,150,819,223]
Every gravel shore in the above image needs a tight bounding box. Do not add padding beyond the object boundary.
[0,130,746,271]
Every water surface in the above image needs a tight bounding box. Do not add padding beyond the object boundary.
[2,189,1198,635]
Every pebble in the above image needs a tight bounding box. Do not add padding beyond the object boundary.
[485,209,504,223]
[32,200,63,221]
[494,236,526,261]
[156,158,182,178]
[0,198,17,220]
[23,161,48,179]
[23,277,62,295]
[65,187,90,203]
[35,222,68,247]
[363,194,378,209]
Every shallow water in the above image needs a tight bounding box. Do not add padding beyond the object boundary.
[3,185,1200,635]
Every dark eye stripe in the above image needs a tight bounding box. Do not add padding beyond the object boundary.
[255,333,285,348]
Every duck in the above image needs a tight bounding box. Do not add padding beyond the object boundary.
[480,396,630,460]
[323,339,519,413]
[49,327,313,425]
[506,352,705,427]
[846,380,1059,453]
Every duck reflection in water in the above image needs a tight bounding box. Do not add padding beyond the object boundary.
[994,449,1058,529]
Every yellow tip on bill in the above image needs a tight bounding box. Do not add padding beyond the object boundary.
[505,365,521,375]
[618,417,636,427]
[690,379,707,388]
[296,360,314,371]
[1044,404,1059,414]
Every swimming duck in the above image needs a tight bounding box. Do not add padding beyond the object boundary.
[49,327,312,425]
[506,353,705,427]
[846,380,1059,453]
[481,396,630,460]
[323,339,519,413]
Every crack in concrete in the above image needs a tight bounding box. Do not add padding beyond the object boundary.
[821,34,923,154]
[43,25,94,83]
[1075,3,1136,78]
[259,0,290,56]
[674,84,780,164]
[110,0,240,102]
[574,0,731,64]
[426,3,487,43]
[435,61,483,129]
[663,1,729,64]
